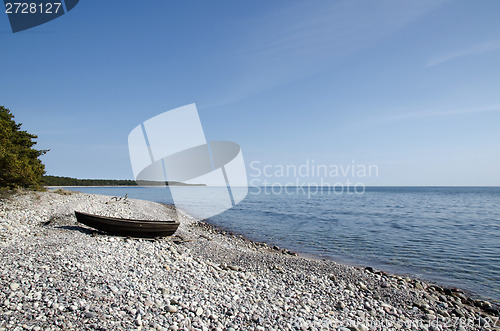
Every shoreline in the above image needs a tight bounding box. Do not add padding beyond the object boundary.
[1,190,498,330]
[47,188,500,309]
[41,188,500,307]
[198,217,497,305]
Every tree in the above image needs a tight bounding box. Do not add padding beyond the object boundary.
[0,106,48,189]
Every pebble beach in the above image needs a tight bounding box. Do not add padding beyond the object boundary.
[0,190,498,330]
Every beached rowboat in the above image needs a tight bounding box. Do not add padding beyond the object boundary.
[74,211,180,238]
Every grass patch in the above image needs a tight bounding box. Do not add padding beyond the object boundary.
[52,188,74,195]
[0,188,14,200]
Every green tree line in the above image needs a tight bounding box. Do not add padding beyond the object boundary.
[43,176,204,187]
[42,176,138,186]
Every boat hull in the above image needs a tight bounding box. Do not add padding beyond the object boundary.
[74,211,179,238]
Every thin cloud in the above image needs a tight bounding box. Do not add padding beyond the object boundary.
[207,0,445,108]
[426,41,500,68]
[240,0,446,61]
[381,106,500,122]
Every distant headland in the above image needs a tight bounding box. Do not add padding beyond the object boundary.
[42,175,205,187]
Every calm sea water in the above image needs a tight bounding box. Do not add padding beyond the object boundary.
[66,186,500,302]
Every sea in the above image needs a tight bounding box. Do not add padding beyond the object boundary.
[65,186,500,303]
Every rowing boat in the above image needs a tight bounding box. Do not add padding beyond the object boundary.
[74,211,179,237]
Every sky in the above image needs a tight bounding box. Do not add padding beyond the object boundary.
[1,0,499,186]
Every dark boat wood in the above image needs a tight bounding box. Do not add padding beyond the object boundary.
[74,211,179,238]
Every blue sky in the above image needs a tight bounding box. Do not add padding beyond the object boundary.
[1,0,499,185]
